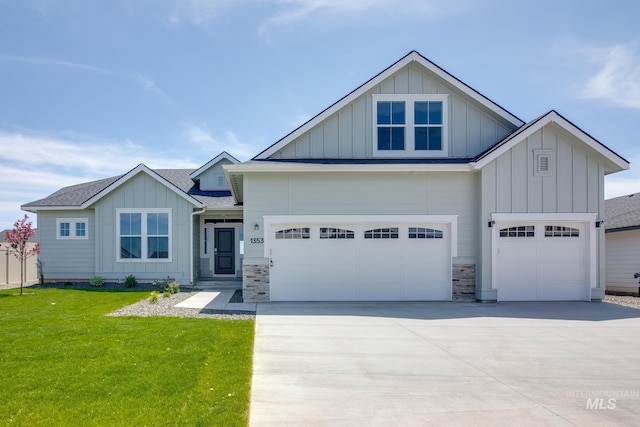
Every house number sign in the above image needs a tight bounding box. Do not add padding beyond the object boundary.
[250,238,264,244]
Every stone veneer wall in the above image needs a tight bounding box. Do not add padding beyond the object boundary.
[243,265,270,303]
[452,264,476,301]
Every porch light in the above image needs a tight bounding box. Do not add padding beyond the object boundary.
[254,223,260,231]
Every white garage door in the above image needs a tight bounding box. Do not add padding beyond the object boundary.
[496,223,588,301]
[270,223,451,301]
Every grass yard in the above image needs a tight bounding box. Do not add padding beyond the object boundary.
[0,288,254,426]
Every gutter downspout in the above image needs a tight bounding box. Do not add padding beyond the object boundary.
[190,207,206,285]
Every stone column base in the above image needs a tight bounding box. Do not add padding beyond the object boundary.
[452,264,476,301]
[242,264,270,303]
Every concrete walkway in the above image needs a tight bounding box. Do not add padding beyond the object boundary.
[250,301,640,426]
[174,289,256,312]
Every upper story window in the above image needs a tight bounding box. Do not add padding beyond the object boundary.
[373,94,448,158]
[56,218,88,240]
[117,209,171,262]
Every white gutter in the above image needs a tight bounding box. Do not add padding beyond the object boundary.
[190,207,207,285]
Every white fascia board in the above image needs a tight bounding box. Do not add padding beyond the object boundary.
[222,165,243,204]
[20,205,85,212]
[256,51,523,160]
[223,162,473,173]
[263,214,458,258]
[190,151,240,180]
[473,111,629,172]
[491,213,598,222]
[81,164,204,209]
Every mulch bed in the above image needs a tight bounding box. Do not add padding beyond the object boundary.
[30,281,173,292]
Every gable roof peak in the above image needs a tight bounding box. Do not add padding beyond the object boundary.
[255,49,524,160]
[190,151,240,181]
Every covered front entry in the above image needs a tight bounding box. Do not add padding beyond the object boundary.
[493,214,595,301]
[201,220,243,278]
[266,215,457,302]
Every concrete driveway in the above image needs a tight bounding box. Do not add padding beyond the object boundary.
[249,301,640,426]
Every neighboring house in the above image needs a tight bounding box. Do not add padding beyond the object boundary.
[604,193,640,295]
[1,229,38,286]
[23,51,629,302]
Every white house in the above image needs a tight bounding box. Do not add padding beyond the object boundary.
[23,51,629,302]
[605,192,640,295]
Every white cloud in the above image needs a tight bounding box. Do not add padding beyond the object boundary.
[258,0,479,41]
[160,0,246,26]
[0,130,199,229]
[580,40,640,110]
[0,54,171,102]
[183,123,258,160]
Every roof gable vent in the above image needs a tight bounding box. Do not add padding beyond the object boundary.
[534,149,553,177]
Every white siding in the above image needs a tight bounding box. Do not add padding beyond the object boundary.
[478,122,606,298]
[243,171,477,265]
[93,172,195,284]
[268,63,518,160]
[196,159,232,191]
[37,211,95,279]
[606,230,640,293]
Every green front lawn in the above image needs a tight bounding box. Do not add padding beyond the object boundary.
[0,288,254,426]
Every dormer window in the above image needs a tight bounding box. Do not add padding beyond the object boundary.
[373,94,448,158]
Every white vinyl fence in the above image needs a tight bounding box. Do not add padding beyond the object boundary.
[0,247,38,287]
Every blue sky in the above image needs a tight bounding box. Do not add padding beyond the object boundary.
[1,0,639,230]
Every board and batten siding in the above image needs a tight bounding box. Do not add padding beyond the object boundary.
[93,172,195,284]
[196,159,233,191]
[37,211,95,279]
[242,171,477,265]
[478,122,606,298]
[269,63,516,160]
[606,229,640,294]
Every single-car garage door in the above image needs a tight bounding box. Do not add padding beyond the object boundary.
[269,222,451,301]
[496,222,588,301]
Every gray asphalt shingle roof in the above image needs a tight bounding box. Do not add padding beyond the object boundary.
[605,192,640,232]
[22,169,236,210]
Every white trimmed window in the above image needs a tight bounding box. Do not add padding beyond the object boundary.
[56,218,88,240]
[117,209,171,262]
[373,94,448,158]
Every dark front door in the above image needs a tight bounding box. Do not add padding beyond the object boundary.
[214,228,235,274]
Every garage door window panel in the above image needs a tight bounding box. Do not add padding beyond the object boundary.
[320,228,354,239]
[364,227,399,239]
[408,227,443,239]
[275,228,310,239]
[499,225,535,237]
[545,226,579,237]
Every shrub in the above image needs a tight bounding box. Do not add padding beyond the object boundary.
[64,281,73,287]
[153,277,171,289]
[163,291,171,298]
[167,282,180,294]
[124,275,137,288]
[149,291,160,304]
[90,276,105,287]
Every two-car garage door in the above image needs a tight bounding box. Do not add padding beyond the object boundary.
[269,221,452,301]
[496,222,589,301]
